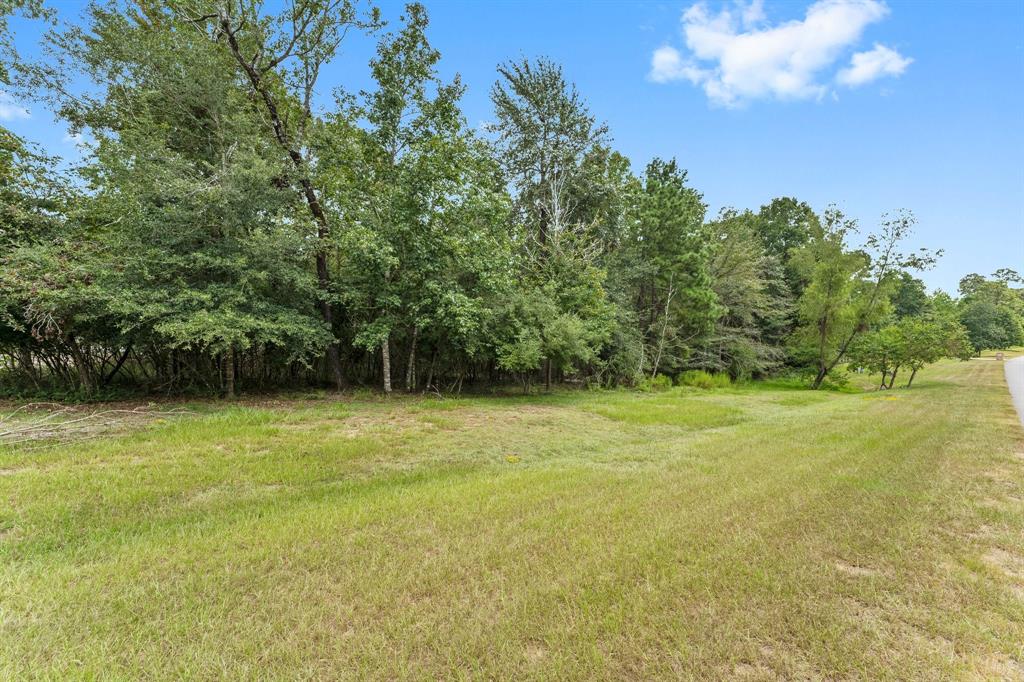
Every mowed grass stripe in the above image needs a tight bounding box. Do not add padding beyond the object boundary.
[1,357,1022,679]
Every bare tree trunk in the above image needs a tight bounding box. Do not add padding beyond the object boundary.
[405,326,418,391]
[425,353,436,393]
[224,346,236,399]
[381,336,392,395]
[102,343,133,387]
[66,334,94,395]
[651,276,675,378]
[906,367,918,388]
[811,364,828,390]
[17,348,38,389]
[887,366,899,390]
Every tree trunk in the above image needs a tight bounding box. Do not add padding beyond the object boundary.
[102,343,133,387]
[219,17,344,391]
[381,336,392,394]
[17,348,38,388]
[224,345,236,399]
[811,364,828,389]
[887,366,899,390]
[405,326,418,391]
[906,367,918,388]
[545,358,552,391]
[425,353,436,393]
[66,334,94,395]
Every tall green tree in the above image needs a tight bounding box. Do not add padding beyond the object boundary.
[790,208,935,388]
[957,271,1024,353]
[321,3,511,393]
[490,56,609,254]
[890,272,931,318]
[614,159,717,377]
[697,209,789,378]
[187,0,381,389]
[489,56,616,388]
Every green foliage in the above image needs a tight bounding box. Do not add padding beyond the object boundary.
[789,208,937,388]
[848,314,974,388]
[636,373,673,392]
[490,56,609,252]
[610,159,718,378]
[695,209,788,379]
[957,272,1024,352]
[0,1,995,398]
[755,196,819,301]
[756,197,818,264]
[891,272,931,318]
[676,369,731,389]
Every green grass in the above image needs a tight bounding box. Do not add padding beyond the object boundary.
[1,356,1023,679]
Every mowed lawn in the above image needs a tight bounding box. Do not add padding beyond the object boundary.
[1,358,1023,680]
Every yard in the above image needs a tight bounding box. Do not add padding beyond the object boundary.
[1,357,1022,679]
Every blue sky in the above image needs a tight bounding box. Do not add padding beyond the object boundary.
[5,0,1023,293]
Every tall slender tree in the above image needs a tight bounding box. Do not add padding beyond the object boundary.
[188,0,382,390]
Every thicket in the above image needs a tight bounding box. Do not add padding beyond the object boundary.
[1,1,1020,398]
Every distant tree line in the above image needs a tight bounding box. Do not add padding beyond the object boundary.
[1,1,1021,398]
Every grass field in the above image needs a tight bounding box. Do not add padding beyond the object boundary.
[1,356,1023,679]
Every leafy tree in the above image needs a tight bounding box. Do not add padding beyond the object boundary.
[490,56,608,253]
[959,300,1024,353]
[489,56,616,388]
[613,159,718,378]
[494,287,602,391]
[185,0,382,390]
[957,271,1024,353]
[755,197,818,295]
[695,209,789,378]
[850,316,971,389]
[847,326,903,389]
[890,272,930,318]
[790,208,936,388]
[321,3,511,393]
[900,317,972,387]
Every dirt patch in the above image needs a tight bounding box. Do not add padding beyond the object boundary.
[524,641,548,665]
[983,548,1024,581]
[976,655,1024,680]
[835,560,882,578]
[447,405,564,429]
[730,661,776,680]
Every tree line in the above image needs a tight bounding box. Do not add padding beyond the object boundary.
[1,1,1021,398]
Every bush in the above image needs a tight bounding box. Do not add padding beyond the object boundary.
[676,370,731,389]
[637,374,673,392]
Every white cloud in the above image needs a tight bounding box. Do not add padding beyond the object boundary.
[837,43,912,87]
[0,91,30,121]
[649,0,909,107]
[650,45,712,84]
[740,0,766,28]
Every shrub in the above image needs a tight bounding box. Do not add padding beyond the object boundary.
[677,370,731,389]
[637,374,673,392]
[710,373,732,388]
